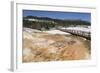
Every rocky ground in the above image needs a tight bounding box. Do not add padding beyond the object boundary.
[22,28,90,62]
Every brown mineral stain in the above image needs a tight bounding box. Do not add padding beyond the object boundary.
[22,31,90,62]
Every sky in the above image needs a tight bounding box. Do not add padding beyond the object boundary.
[23,10,91,22]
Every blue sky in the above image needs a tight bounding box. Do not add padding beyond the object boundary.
[23,10,91,22]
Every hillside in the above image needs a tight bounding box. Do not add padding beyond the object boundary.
[23,16,90,30]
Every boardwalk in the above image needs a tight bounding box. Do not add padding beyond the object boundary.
[57,27,91,40]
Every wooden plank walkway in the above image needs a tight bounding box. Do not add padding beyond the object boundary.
[57,28,91,40]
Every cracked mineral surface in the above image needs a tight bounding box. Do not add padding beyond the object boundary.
[22,28,90,62]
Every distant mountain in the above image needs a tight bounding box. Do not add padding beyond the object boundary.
[23,16,91,30]
[24,16,90,24]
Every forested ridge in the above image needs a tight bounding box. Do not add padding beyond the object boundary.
[23,16,90,30]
